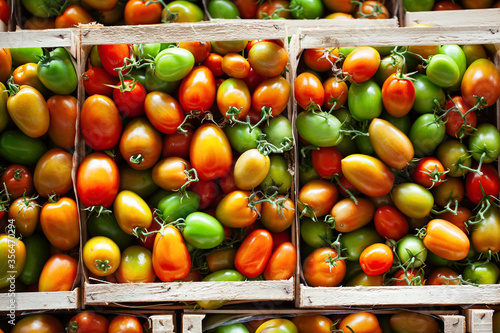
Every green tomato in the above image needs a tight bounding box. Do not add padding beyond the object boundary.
[0,130,48,166]
[341,227,384,261]
[296,111,343,147]
[260,154,292,194]
[375,54,405,85]
[37,47,77,95]
[182,212,225,249]
[463,261,500,285]
[409,113,446,156]
[154,48,195,82]
[197,269,245,309]
[214,323,249,333]
[133,43,162,60]
[426,54,460,88]
[355,135,375,156]
[411,74,445,114]
[208,0,240,18]
[87,212,133,251]
[9,47,43,67]
[438,45,467,90]
[148,189,172,208]
[468,123,500,163]
[300,217,333,248]
[348,79,383,121]
[21,0,61,17]
[426,251,451,267]
[225,123,262,153]
[403,0,434,11]
[124,68,147,88]
[145,67,180,94]
[392,183,434,219]
[397,235,427,267]
[461,44,487,67]
[18,234,50,286]
[299,164,320,187]
[262,115,293,151]
[339,47,357,58]
[89,45,103,68]
[119,166,158,199]
[165,0,205,22]
[290,0,323,18]
[157,191,200,222]
[256,319,298,333]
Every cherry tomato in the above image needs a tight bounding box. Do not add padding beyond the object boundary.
[374,205,409,240]
[323,78,348,110]
[38,254,78,291]
[303,247,346,287]
[83,236,121,276]
[1,164,34,199]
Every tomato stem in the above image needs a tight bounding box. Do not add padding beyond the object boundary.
[84,206,112,218]
[129,154,145,165]
[351,0,383,18]
[66,320,78,333]
[177,110,201,135]
[431,199,459,215]
[297,200,318,222]
[178,164,199,199]
[256,134,294,156]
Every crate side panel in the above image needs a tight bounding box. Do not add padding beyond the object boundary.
[404,8,500,27]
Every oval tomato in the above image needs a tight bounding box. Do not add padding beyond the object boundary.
[120,117,162,170]
[252,75,290,117]
[465,162,500,204]
[382,73,415,117]
[179,65,216,113]
[108,315,143,333]
[294,72,324,110]
[359,243,393,275]
[331,197,375,233]
[392,183,434,219]
[369,118,414,169]
[303,247,346,287]
[7,85,49,138]
[292,315,333,333]
[263,242,296,281]
[412,157,446,188]
[216,190,261,228]
[81,94,122,150]
[46,95,77,149]
[66,312,109,333]
[38,254,78,291]
[11,315,64,333]
[97,44,131,77]
[423,219,470,261]
[339,312,382,333]
[248,42,288,77]
[462,58,500,107]
[33,148,73,197]
[1,164,34,200]
[114,190,152,235]
[8,196,40,237]
[40,197,80,251]
[298,179,338,218]
[343,47,380,83]
[235,229,273,278]
[234,149,270,190]
[153,225,191,282]
[116,245,156,283]
[374,205,409,240]
[217,78,251,119]
[144,91,184,134]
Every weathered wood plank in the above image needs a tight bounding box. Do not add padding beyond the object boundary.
[80,21,286,45]
[440,315,466,333]
[405,8,500,27]
[0,289,80,313]
[298,285,500,308]
[151,315,175,333]
[298,26,500,49]
[84,280,294,305]
[284,17,398,34]
[183,314,205,333]
[465,309,494,333]
[0,28,76,48]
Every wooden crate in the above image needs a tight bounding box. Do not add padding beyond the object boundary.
[291,26,500,309]
[0,28,82,313]
[78,21,296,308]
[401,5,500,27]
[182,309,465,333]
[464,308,496,333]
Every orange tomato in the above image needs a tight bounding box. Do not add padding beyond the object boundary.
[12,315,64,333]
[298,179,338,218]
[47,95,77,149]
[303,247,346,287]
[33,148,73,197]
[38,254,78,292]
[124,0,162,25]
[55,5,94,28]
[215,190,261,228]
[331,197,375,233]
[40,197,80,251]
[423,219,470,261]
[153,225,191,282]
[339,312,382,333]
[12,62,48,96]
[0,48,11,83]
[108,315,143,333]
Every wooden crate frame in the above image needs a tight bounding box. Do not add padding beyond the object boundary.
[182,309,465,333]
[291,26,500,308]
[463,308,496,333]
[0,28,82,313]
[78,21,296,308]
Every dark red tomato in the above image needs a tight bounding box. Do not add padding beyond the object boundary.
[235,229,273,278]
[124,0,162,25]
[202,53,224,77]
[0,0,9,24]
[465,163,500,204]
[294,72,324,110]
[444,96,477,138]
[67,312,109,333]
[382,73,415,117]
[412,157,446,188]
[189,179,220,209]
[244,67,267,93]
[311,146,342,179]
[263,242,296,280]
[427,267,460,285]
[233,0,259,18]
[83,67,118,97]
[359,243,393,275]
[1,164,34,199]
[303,48,339,72]
[433,1,463,10]
[97,44,131,77]
[219,162,237,194]
[81,94,122,151]
[179,66,216,113]
[374,205,409,240]
[162,127,194,160]
[76,152,120,208]
[271,230,291,250]
[113,80,147,117]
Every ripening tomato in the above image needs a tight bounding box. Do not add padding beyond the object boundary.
[162,127,193,160]
[76,152,120,208]
[1,164,34,199]
[40,197,80,251]
[234,149,270,190]
[153,225,191,282]
[298,179,338,218]
[190,123,233,181]
[423,219,470,261]
[461,58,500,107]
[471,206,500,254]
[83,67,118,97]
[359,243,393,275]
[354,0,389,18]
[11,315,64,333]
[256,0,292,19]
[256,319,297,333]
[12,62,48,96]
[144,91,185,134]
[382,73,415,117]
[263,242,296,280]
[339,312,382,333]
[178,42,211,63]
[252,75,290,117]
[391,268,425,286]
[294,72,324,110]
[311,146,342,179]
[82,0,118,10]
[108,315,143,333]
[303,247,346,287]
[7,85,49,138]
[323,78,348,110]
[83,236,121,276]
[113,80,147,117]
[203,53,224,77]
[66,312,109,333]
[152,157,190,191]
[38,254,78,291]
[0,234,26,288]
[8,196,40,237]
[427,267,460,285]
[342,47,381,83]
[81,94,122,150]
[303,48,339,72]
[248,42,288,77]
[369,118,414,169]
[120,117,162,170]
[292,314,333,333]
[216,190,261,228]
[443,96,477,138]
[433,1,463,10]
[412,157,446,188]
[465,162,500,204]
[116,245,156,283]
[217,78,251,119]
[331,197,375,233]
[392,182,434,218]
[33,148,73,197]
[0,48,10,83]
[124,0,162,25]
[97,44,131,77]
[46,95,77,149]
[179,65,216,113]
[390,312,440,333]
[438,205,471,234]
[55,5,93,28]
[235,229,273,278]
[114,190,153,235]
[261,196,295,232]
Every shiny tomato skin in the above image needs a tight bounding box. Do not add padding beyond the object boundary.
[427,267,460,285]
[81,94,122,151]
[178,42,211,63]
[190,123,233,181]
[342,46,381,83]
[114,190,153,235]
[153,225,191,282]
[7,85,49,138]
[303,247,346,287]
[248,41,288,77]
[0,48,10,83]
[412,157,446,188]
[97,44,131,77]
[461,58,500,107]
[162,127,193,160]
[382,73,415,117]
[47,95,77,149]
[465,162,500,204]
[355,0,389,19]
[55,4,93,28]
[124,0,162,25]
[294,72,324,110]
[67,312,109,333]
[116,245,156,283]
[424,219,470,261]
[216,190,261,228]
[292,314,333,333]
[261,196,294,233]
[359,243,393,275]
[252,75,290,117]
[179,65,216,113]
[108,315,143,333]
[217,78,251,119]
[38,254,78,292]
[83,236,121,276]
[83,67,118,97]
[263,242,296,280]
[76,152,120,208]
[311,146,342,179]
[235,229,273,278]
[323,77,348,110]
[340,312,382,333]
[374,205,409,240]
[33,148,73,197]
[444,96,477,138]
[113,79,147,117]
[12,62,48,96]
[144,91,185,134]
[8,196,40,237]
[0,164,34,200]
[331,197,375,233]
[303,48,339,72]
[390,312,440,333]
[341,154,395,197]
[40,197,80,251]
[119,117,162,170]
[203,53,224,77]
[298,179,338,218]
[11,315,64,333]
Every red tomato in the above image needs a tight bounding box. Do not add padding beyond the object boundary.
[461,58,500,107]
[391,268,425,286]
[153,225,191,282]
[67,312,109,333]
[203,53,224,77]
[465,162,500,204]
[294,72,324,110]
[97,44,131,77]
[178,42,211,63]
[251,75,290,116]
[113,80,147,117]
[1,164,34,199]
[233,0,259,18]
[189,179,220,209]
[0,0,9,24]
[162,127,193,160]
[0,48,11,83]
[433,1,463,10]
[359,243,393,275]
[83,67,118,97]
[311,146,342,179]
[179,66,216,113]
[303,48,339,72]
[374,205,409,240]
[427,267,460,285]
[190,123,233,181]
[342,47,381,83]
[81,94,122,151]
[382,73,415,117]
[257,0,292,18]
[38,254,78,292]
[124,0,162,25]
[438,205,471,234]
[47,95,77,150]
[235,229,273,278]
[145,91,185,134]
[76,152,120,208]
[303,247,346,287]
[263,241,296,280]
[55,5,93,28]
[444,96,477,138]
[412,157,446,188]
[323,77,348,110]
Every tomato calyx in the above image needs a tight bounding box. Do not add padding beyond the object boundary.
[352,0,384,18]
[47,193,60,203]
[5,76,20,96]
[249,190,291,218]
[94,259,112,273]
[298,200,318,222]
[66,320,78,333]
[178,162,200,197]
[84,205,113,217]
[256,133,294,155]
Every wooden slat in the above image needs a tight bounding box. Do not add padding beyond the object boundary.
[182,314,205,333]
[80,21,286,45]
[151,315,175,333]
[298,285,500,308]
[298,26,500,49]
[0,289,80,313]
[465,309,494,333]
[405,8,500,27]
[440,315,466,333]
[84,280,294,305]
[0,28,76,48]
[284,17,398,34]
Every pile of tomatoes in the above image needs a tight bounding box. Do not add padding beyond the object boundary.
[205,310,442,333]
[1,312,148,333]
[18,0,205,29]
[0,46,79,293]
[403,0,500,11]
[295,40,500,288]
[207,0,391,20]
[80,39,296,308]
